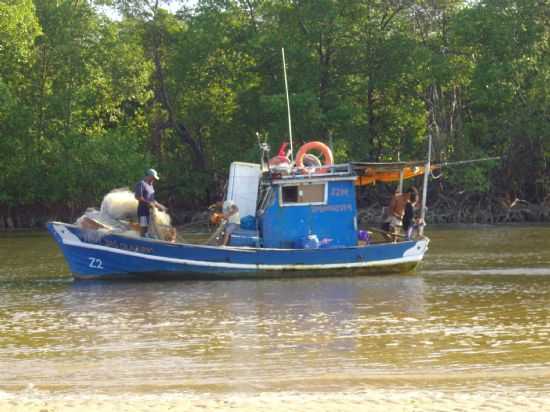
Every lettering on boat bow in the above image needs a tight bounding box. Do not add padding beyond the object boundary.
[103,239,153,254]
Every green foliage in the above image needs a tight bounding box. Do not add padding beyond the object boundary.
[446,160,498,194]
[0,0,548,214]
[0,0,41,73]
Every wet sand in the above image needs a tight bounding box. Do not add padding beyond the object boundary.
[2,390,550,412]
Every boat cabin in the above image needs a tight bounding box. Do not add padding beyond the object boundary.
[226,163,359,249]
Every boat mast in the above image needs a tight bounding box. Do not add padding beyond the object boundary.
[419,134,432,236]
[282,48,294,162]
[397,151,404,193]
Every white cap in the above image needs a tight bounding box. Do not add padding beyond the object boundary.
[223,200,235,212]
[146,168,160,180]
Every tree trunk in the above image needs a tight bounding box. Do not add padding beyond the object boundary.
[150,17,207,171]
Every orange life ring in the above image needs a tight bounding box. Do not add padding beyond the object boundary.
[295,141,334,173]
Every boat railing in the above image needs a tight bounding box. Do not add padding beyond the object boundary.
[270,163,354,181]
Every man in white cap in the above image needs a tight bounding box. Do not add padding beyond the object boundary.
[134,168,166,237]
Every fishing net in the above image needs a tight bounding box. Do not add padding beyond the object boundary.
[75,188,176,241]
[100,188,138,220]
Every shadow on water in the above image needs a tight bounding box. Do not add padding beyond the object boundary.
[66,274,428,317]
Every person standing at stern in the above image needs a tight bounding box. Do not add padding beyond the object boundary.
[134,168,166,237]
[386,186,418,242]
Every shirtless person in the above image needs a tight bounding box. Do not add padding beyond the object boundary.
[387,187,418,241]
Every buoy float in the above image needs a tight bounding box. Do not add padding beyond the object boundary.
[268,142,291,174]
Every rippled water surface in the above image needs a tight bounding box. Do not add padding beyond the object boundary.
[1,226,550,395]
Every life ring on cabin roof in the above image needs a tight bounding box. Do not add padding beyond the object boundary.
[295,141,334,173]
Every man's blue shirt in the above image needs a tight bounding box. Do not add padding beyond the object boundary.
[135,180,155,217]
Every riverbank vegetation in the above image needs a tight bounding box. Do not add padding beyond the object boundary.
[0,0,548,228]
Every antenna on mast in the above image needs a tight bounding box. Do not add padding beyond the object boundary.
[282,48,294,162]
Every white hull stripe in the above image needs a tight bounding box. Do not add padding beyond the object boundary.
[53,224,425,271]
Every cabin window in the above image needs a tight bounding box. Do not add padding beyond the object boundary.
[280,183,326,206]
[282,186,299,203]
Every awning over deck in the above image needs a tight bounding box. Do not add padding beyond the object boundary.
[351,156,500,186]
[351,161,438,186]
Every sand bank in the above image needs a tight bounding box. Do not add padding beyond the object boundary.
[1,390,550,412]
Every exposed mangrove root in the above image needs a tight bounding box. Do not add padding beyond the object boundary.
[2,192,550,231]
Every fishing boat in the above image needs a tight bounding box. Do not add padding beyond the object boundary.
[48,48,434,280]
[47,139,432,280]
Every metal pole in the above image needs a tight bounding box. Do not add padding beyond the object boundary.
[398,169,404,193]
[419,134,432,236]
[282,48,294,162]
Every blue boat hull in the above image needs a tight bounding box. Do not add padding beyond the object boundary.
[48,222,429,280]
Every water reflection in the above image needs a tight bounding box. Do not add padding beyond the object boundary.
[1,226,550,394]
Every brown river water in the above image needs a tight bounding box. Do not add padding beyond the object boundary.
[1,225,550,401]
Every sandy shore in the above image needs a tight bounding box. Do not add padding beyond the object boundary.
[2,390,550,412]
